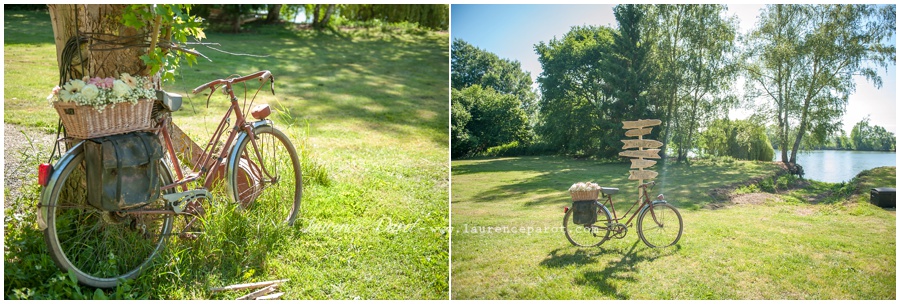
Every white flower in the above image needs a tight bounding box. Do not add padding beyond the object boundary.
[52,75,154,107]
[120,73,137,88]
[63,79,85,95]
[112,80,130,97]
[570,181,602,193]
[569,182,585,192]
[59,89,74,102]
[81,84,100,101]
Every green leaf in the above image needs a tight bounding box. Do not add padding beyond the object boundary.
[67,269,78,284]
[121,13,142,28]
[93,288,108,300]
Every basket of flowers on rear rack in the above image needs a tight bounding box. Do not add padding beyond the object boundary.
[569,182,601,201]
[568,182,601,225]
[49,73,157,139]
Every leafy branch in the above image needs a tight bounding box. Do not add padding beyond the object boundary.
[122,4,206,83]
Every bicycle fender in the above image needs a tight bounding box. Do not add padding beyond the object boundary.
[225,120,272,201]
[639,200,670,215]
[37,141,85,231]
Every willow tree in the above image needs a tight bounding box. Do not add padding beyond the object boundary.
[744,4,895,166]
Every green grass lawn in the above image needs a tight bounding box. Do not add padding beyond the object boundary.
[4,10,448,299]
[451,156,895,299]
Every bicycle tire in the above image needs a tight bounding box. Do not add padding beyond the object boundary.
[563,203,612,247]
[636,202,683,248]
[42,144,174,288]
[227,125,302,226]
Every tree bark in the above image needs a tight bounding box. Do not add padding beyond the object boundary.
[266,4,282,23]
[322,5,336,25]
[312,4,321,29]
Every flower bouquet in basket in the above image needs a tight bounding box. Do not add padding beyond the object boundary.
[568,182,601,201]
[48,74,157,139]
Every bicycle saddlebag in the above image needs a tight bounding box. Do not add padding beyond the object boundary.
[572,200,598,225]
[84,132,165,211]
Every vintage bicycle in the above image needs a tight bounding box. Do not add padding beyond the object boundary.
[563,181,682,248]
[37,70,302,288]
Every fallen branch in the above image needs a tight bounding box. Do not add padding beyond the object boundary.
[255,292,285,300]
[236,285,275,300]
[209,279,289,292]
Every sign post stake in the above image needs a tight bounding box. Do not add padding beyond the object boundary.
[619,119,663,199]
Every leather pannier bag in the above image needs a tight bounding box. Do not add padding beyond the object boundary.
[572,200,598,225]
[84,132,165,211]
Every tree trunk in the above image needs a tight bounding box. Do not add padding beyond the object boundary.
[48,4,202,168]
[232,12,242,33]
[49,4,148,79]
[322,5,336,25]
[266,4,282,23]
[312,4,321,29]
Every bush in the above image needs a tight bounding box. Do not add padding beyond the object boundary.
[451,85,531,158]
[776,174,798,190]
[759,178,776,193]
[733,184,760,195]
[481,141,524,157]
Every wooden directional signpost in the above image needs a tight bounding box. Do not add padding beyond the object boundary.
[618,119,662,195]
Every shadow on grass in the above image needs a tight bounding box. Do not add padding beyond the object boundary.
[3,10,54,45]
[540,240,680,299]
[454,157,782,210]
[175,25,449,147]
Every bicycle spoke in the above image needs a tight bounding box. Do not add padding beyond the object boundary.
[44,151,173,287]
[637,203,682,248]
[230,126,301,226]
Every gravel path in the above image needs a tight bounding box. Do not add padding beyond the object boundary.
[4,123,57,209]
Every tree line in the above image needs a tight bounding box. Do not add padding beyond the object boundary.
[797,117,896,152]
[451,4,895,166]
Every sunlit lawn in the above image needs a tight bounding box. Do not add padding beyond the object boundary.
[451,156,895,299]
[5,9,448,299]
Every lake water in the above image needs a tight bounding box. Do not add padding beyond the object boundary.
[774,150,897,183]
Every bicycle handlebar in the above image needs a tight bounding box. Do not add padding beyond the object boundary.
[191,70,274,94]
[641,181,657,190]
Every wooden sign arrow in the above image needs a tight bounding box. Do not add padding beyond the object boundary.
[618,149,661,159]
[622,139,663,150]
[629,170,659,180]
[625,127,652,137]
[630,159,657,169]
[622,119,662,129]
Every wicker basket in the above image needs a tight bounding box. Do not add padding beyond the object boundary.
[570,189,600,201]
[53,99,153,139]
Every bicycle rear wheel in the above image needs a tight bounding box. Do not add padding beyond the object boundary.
[42,145,174,288]
[228,125,302,226]
[637,202,683,248]
[563,203,612,247]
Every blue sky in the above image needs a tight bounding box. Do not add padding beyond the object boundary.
[451,4,897,134]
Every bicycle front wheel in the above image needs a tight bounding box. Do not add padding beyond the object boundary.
[563,203,612,247]
[637,202,683,248]
[228,125,302,226]
[41,145,174,288]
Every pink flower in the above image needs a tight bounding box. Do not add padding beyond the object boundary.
[88,77,115,89]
